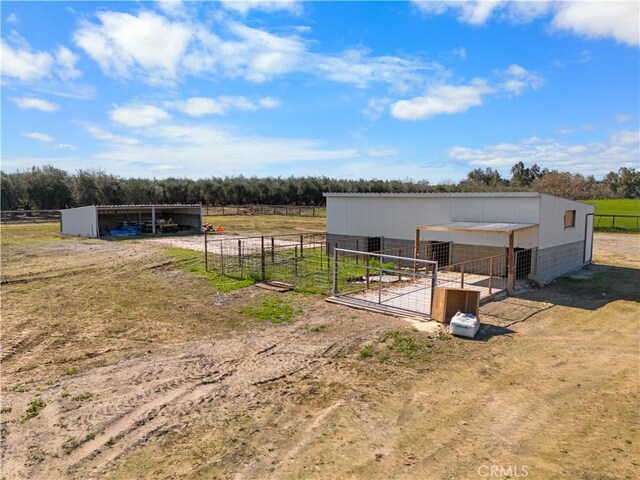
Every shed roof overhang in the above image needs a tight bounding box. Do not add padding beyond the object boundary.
[415,221,538,235]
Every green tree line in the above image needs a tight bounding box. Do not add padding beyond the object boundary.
[1,163,638,210]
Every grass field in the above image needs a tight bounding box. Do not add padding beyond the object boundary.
[584,199,640,231]
[203,214,326,236]
[1,219,638,479]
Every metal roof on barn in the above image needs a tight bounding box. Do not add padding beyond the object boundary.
[416,221,539,234]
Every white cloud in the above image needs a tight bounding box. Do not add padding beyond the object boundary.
[390,63,544,121]
[311,48,434,93]
[73,9,437,91]
[554,125,574,135]
[23,132,54,142]
[6,13,18,23]
[391,79,494,120]
[552,2,639,46]
[497,64,544,96]
[1,33,83,83]
[167,95,279,116]
[365,148,398,158]
[613,114,632,124]
[1,38,54,81]
[109,104,171,127]
[74,11,192,85]
[12,96,59,112]
[156,0,187,17]
[220,0,302,15]
[413,1,506,25]
[87,121,362,177]
[55,46,82,80]
[362,97,391,120]
[83,123,141,145]
[413,0,639,46]
[610,129,640,145]
[54,143,78,151]
[258,96,281,108]
[445,133,640,176]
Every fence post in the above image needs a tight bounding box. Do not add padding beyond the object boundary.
[612,215,616,228]
[204,229,208,272]
[397,249,402,281]
[238,239,243,278]
[300,234,304,258]
[294,246,299,276]
[356,239,359,264]
[460,264,465,289]
[365,256,370,289]
[430,262,438,315]
[332,245,338,295]
[271,237,275,263]
[261,236,266,281]
[378,264,382,304]
[488,258,494,295]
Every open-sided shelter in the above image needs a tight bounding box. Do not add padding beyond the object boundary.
[60,204,202,238]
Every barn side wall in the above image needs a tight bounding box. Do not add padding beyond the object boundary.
[61,206,98,238]
[535,240,586,283]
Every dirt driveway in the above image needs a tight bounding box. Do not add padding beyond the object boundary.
[1,229,638,479]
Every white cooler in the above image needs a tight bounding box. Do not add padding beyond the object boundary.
[449,312,480,339]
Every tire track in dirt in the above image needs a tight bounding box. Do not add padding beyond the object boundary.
[2,322,375,479]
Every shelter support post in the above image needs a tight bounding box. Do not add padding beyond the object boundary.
[507,231,515,295]
[151,206,156,234]
[414,227,420,273]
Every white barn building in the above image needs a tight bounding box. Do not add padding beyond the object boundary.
[324,192,594,287]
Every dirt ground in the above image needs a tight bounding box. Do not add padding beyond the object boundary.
[1,225,638,480]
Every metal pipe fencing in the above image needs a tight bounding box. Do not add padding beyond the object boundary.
[331,248,438,317]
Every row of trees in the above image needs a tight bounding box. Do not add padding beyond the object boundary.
[1,163,638,210]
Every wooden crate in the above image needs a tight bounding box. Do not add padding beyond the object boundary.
[432,287,480,324]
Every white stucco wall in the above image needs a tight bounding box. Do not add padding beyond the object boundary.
[326,194,540,248]
[61,206,98,238]
[537,195,595,249]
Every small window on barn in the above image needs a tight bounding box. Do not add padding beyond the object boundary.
[564,210,576,229]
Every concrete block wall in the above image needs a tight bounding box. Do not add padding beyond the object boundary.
[535,240,585,282]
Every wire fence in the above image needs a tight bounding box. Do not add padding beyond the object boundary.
[0,210,61,223]
[203,205,324,217]
[202,233,537,315]
[593,214,640,231]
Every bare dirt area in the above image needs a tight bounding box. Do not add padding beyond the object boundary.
[593,232,640,267]
[148,233,321,254]
[1,226,638,479]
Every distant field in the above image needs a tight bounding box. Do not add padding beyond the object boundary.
[584,199,640,231]
[203,214,326,236]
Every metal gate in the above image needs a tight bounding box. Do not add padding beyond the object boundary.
[331,248,438,317]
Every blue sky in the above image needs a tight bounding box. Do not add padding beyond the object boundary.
[1,0,639,182]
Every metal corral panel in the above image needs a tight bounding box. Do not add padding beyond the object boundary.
[60,206,98,238]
